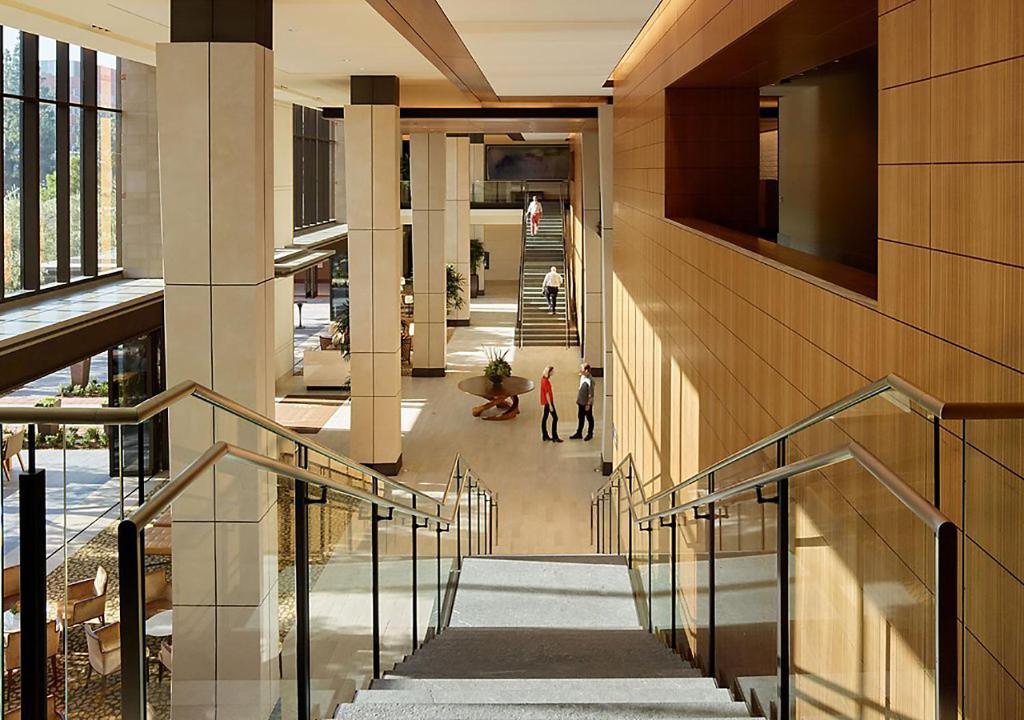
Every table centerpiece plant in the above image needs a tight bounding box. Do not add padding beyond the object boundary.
[483,348,512,386]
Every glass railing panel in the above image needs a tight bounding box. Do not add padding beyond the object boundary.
[305,454,375,716]
[55,420,129,720]
[675,477,710,671]
[713,486,778,713]
[469,180,527,208]
[414,502,441,646]
[789,459,937,720]
[438,502,458,631]
[275,472,299,720]
[649,490,673,640]
[787,391,938,589]
[962,416,1022,720]
[377,483,414,674]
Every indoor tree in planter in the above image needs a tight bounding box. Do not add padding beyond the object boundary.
[446,265,466,314]
[470,238,485,298]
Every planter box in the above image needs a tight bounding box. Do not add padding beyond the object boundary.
[303,350,350,389]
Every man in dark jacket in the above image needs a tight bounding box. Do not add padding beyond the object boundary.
[569,363,595,441]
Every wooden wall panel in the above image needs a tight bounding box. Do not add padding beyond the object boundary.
[931,0,1024,77]
[931,164,1024,267]
[612,0,1024,714]
[878,164,929,247]
[878,0,930,89]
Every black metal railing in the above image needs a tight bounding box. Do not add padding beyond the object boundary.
[0,384,496,720]
[592,373,1024,720]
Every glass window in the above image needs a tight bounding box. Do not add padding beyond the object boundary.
[3,28,20,95]
[70,106,83,277]
[38,36,56,101]
[97,52,118,108]
[4,98,22,294]
[97,109,119,271]
[39,101,57,285]
[69,45,82,104]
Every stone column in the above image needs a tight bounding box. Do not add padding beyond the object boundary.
[345,76,403,473]
[445,135,471,325]
[272,99,295,382]
[581,129,603,368]
[598,105,615,473]
[158,12,279,717]
[411,132,447,376]
[469,133,485,296]
[120,60,162,278]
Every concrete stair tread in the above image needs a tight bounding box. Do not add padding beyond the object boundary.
[337,702,752,719]
[359,678,731,704]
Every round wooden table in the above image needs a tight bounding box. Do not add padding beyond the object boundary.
[457,376,535,421]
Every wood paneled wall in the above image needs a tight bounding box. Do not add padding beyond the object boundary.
[664,87,760,233]
[611,0,1024,716]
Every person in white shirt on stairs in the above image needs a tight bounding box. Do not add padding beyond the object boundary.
[541,266,562,315]
[525,195,543,236]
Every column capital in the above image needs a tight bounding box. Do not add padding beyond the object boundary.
[171,0,272,49]
[350,75,401,105]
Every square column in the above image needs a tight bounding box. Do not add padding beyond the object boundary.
[598,105,615,473]
[470,134,486,296]
[582,129,603,368]
[158,40,279,719]
[411,132,447,376]
[446,135,471,325]
[345,76,403,473]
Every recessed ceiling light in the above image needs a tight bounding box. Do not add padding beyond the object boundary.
[91,24,111,32]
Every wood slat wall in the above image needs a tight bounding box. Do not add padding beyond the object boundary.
[611,0,1024,716]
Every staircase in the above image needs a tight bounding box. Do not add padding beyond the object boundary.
[517,201,578,347]
[336,556,755,720]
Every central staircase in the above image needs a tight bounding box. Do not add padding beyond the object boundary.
[335,556,755,719]
[517,201,579,347]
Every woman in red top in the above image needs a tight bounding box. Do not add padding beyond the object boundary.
[540,366,562,442]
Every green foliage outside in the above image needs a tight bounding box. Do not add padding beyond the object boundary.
[446,265,465,312]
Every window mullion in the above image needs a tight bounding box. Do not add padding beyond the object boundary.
[82,48,97,276]
[21,31,40,291]
[56,41,70,283]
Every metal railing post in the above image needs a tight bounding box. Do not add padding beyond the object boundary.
[294,445,313,716]
[607,487,613,553]
[670,490,677,651]
[412,494,418,652]
[616,477,622,556]
[596,495,603,553]
[118,518,146,720]
[647,508,653,633]
[455,464,463,568]
[436,502,444,634]
[627,463,634,568]
[371,476,381,679]
[708,470,716,680]
[936,521,959,720]
[467,477,474,558]
[20,424,49,720]
[776,439,790,719]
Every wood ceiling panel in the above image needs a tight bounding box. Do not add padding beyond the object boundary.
[364,0,498,102]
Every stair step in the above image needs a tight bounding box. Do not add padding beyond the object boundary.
[389,629,698,680]
[337,702,752,719]
[361,678,731,704]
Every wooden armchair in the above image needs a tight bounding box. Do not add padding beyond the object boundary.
[2,623,59,699]
[157,641,172,682]
[84,622,121,687]
[3,565,19,611]
[1,429,25,483]
[58,566,108,631]
[144,568,172,619]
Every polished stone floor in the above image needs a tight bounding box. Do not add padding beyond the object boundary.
[305,282,606,555]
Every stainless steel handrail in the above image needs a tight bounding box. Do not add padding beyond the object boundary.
[515,191,529,348]
[0,378,439,507]
[633,442,949,531]
[594,372,1024,507]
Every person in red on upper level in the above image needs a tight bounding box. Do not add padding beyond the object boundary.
[540,365,562,443]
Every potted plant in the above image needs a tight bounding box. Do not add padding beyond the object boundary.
[34,396,61,437]
[470,238,485,298]
[483,348,512,386]
[446,265,466,315]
